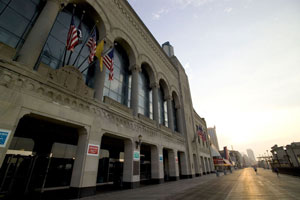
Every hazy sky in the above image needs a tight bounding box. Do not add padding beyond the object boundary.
[128,0,300,157]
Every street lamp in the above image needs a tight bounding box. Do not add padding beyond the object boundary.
[135,134,142,149]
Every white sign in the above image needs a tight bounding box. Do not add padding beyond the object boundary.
[0,129,11,148]
[87,144,100,156]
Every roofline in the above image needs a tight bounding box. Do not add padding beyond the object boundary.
[123,1,179,73]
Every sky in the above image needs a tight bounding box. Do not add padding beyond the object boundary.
[128,0,300,158]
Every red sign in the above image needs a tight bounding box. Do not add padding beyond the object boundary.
[176,157,178,162]
[87,144,99,156]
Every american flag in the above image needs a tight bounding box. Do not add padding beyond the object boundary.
[86,30,96,63]
[197,126,206,141]
[66,16,79,51]
[103,48,114,80]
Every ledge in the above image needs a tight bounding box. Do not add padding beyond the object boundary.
[0,42,16,60]
[104,96,133,115]
[138,113,156,127]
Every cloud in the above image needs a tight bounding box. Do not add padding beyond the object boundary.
[152,8,169,20]
[224,7,233,13]
[176,0,214,7]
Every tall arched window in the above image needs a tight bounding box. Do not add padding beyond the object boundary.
[158,84,168,127]
[172,99,178,132]
[103,43,131,107]
[137,68,152,118]
[0,0,44,48]
[38,5,97,86]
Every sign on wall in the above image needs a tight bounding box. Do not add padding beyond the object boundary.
[175,157,178,162]
[159,154,163,161]
[0,129,11,148]
[87,144,99,156]
[133,151,140,161]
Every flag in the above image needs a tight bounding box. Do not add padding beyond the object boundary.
[66,16,79,51]
[95,40,104,71]
[77,21,83,44]
[197,126,206,141]
[102,48,114,80]
[86,30,97,64]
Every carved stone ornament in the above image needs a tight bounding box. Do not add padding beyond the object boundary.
[48,65,93,98]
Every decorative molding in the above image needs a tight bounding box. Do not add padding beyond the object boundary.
[113,0,178,78]
[103,96,133,115]
[0,60,185,146]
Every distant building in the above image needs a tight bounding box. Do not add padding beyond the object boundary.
[229,150,243,168]
[271,142,300,168]
[247,149,256,163]
[207,126,219,150]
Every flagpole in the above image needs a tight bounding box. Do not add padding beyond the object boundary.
[80,60,97,73]
[77,43,111,70]
[72,21,98,66]
[62,4,76,67]
[66,9,85,65]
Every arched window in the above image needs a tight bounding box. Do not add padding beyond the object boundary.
[137,68,152,118]
[38,5,97,86]
[0,0,44,48]
[158,84,168,127]
[103,43,131,107]
[172,99,178,132]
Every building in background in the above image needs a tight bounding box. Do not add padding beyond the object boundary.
[247,149,256,164]
[229,150,243,169]
[0,0,214,198]
[207,126,219,150]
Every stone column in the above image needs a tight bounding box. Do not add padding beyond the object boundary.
[193,154,200,176]
[0,107,24,168]
[94,65,106,101]
[168,150,179,181]
[123,139,139,188]
[18,0,65,68]
[178,152,189,178]
[166,96,174,131]
[151,145,164,184]
[70,128,102,198]
[130,65,140,116]
[201,156,206,174]
[94,39,113,101]
[151,83,159,125]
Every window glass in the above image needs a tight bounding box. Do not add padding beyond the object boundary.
[172,99,178,132]
[103,45,130,107]
[39,7,97,88]
[0,0,42,48]
[158,87,164,125]
[137,69,150,117]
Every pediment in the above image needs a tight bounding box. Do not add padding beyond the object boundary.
[47,65,94,98]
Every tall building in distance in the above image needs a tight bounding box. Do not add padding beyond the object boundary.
[247,149,256,163]
[208,126,220,150]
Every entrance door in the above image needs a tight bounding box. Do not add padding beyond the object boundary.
[0,153,50,199]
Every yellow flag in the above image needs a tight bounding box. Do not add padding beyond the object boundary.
[95,40,104,71]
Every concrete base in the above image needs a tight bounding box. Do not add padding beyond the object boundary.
[150,178,164,184]
[69,186,96,198]
[169,176,179,181]
[123,181,140,189]
[180,174,193,179]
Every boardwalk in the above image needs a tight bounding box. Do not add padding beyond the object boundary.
[81,168,300,200]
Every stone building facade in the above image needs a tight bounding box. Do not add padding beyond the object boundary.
[0,0,213,198]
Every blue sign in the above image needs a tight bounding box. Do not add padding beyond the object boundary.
[159,155,163,161]
[0,129,11,147]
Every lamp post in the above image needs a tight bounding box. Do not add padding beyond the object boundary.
[135,135,142,149]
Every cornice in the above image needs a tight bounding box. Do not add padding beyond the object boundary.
[113,0,178,78]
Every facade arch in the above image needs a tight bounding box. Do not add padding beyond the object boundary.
[110,28,138,67]
[138,54,157,85]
